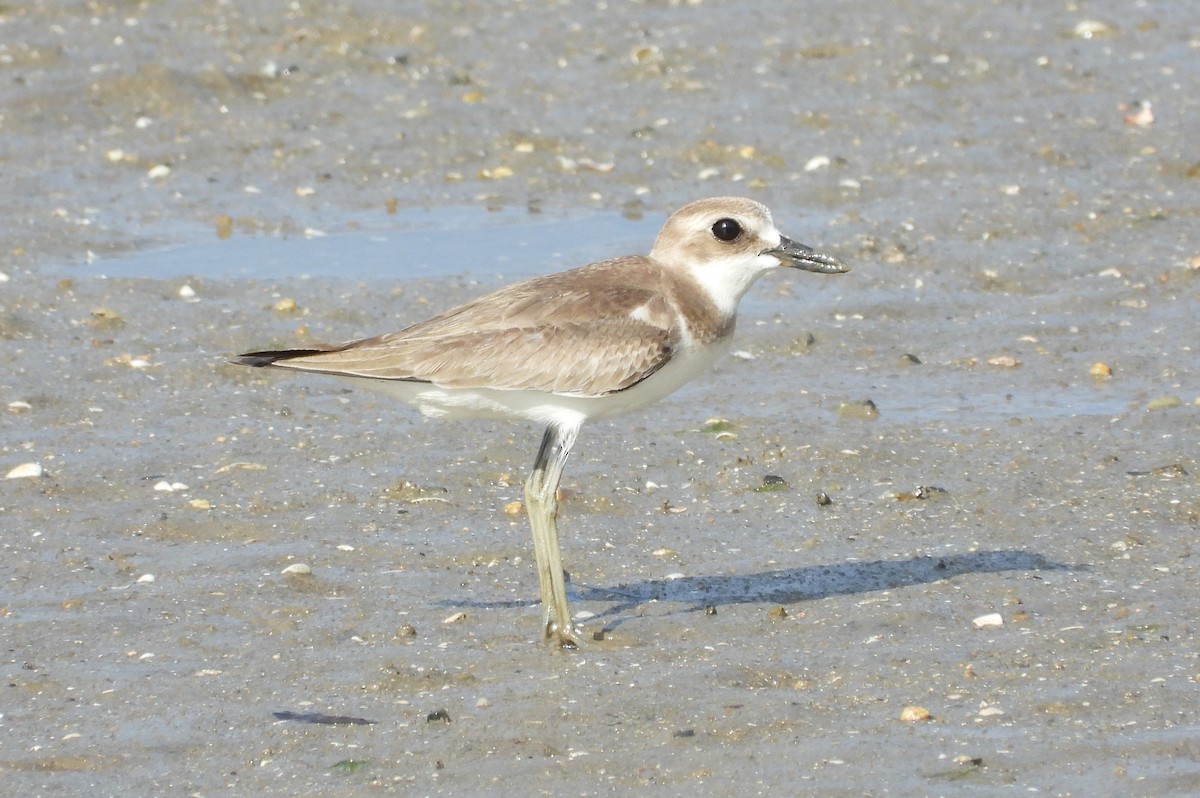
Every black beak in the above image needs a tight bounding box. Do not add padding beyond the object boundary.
[761,235,849,274]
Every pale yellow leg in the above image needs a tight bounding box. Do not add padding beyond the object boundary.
[524,424,581,648]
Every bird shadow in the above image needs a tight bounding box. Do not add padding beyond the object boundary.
[440,549,1080,631]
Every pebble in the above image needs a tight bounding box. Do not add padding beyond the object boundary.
[973,613,1003,628]
[442,611,467,624]
[837,399,879,420]
[153,480,189,492]
[136,574,155,584]
[1147,396,1182,411]
[281,563,311,575]
[986,355,1021,368]
[1072,19,1116,39]
[147,164,171,179]
[900,705,932,722]
[178,284,198,301]
[804,155,831,172]
[503,500,524,516]
[5,462,43,479]
[1089,362,1112,378]
[7,401,32,413]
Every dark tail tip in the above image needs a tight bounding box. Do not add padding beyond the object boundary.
[234,349,324,368]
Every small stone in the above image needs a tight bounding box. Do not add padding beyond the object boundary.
[1147,396,1182,411]
[986,355,1021,368]
[1089,362,1112,378]
[136,574,155,584]
[767,606,789,619]
[397,624,417,638]
[442,611,467,624]
[978,705,1005,717]
[837,399,879,420]
[426,709,452,723]
[973,612,1003,629]
[1072,19,1116,39]
[900,705,932,722]
[147,164,171,179]
[281,563,311,575]
[815,491,833,506]
[5,462,43,479]
[503,500,524,516]
[804,155,831,172]
[187,499,211,510]
[479,165,512,180]
[178,284,198,301]
[754,475,788,493]
[273,298,299,313]
[475,697,491,708]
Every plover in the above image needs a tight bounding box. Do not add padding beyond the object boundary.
[237,197,848,648]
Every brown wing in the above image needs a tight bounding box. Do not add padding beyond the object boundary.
[238,257,682,397]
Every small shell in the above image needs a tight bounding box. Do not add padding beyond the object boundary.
[900,705,932,722]
[973,613,1003,629]
[282,563,312,575]
[5,462,43,479]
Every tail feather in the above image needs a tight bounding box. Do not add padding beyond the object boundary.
[235,347,340,368]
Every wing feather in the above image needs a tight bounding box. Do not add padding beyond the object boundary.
[239,257,683,397]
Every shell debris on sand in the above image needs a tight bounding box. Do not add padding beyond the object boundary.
[900,705,932,722]
[5,462,44,479]
[973,612,1004,629]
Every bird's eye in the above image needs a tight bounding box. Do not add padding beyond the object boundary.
[711,218,742,242]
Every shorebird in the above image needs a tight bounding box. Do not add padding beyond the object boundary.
[237,197,848,648]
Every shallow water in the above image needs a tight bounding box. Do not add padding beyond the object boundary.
[2,0,1199,795]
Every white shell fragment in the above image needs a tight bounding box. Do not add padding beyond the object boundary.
[153,480,189,492]
[281,563,312,575]
[137,574,155,584]
[5,462,43,479]
[973,613,1004,629]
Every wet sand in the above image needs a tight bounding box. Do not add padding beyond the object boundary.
[2,1,1199,794]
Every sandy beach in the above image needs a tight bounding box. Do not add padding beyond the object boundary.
[2,1,1198,794]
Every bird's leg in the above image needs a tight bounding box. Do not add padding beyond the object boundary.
[524,423,581,648]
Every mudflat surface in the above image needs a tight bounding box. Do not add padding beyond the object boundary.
[2,1,1198,795]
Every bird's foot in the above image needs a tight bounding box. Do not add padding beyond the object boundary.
[544,620,583,650]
